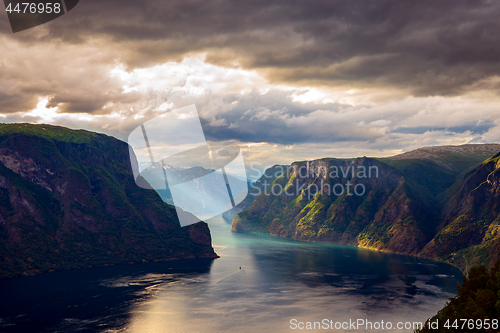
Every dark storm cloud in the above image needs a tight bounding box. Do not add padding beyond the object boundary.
[0,91,37,113]
[1,0,500,152]
[4,0,499,96]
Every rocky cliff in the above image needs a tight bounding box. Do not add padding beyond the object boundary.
[232,144,500,270]
[0,124,217,280]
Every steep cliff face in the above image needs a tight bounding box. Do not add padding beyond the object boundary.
[0,124,217,279]
[232,146,500,270]
[420,153,500,269]
[232,158,436,255]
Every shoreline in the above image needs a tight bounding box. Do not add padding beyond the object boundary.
[0,253,219,281]
[229,229,466,276]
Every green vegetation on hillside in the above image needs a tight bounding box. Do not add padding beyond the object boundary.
[417,259,500,333]
[232,145,500,271]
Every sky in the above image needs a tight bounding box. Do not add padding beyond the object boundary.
[1,0,500,175]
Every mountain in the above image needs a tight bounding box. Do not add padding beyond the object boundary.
[382,143,500,199]
[142,164,248,221]
[420,153,500,270]
[387,144,500,173]
[231,144,500,270]
[0,124,217,280]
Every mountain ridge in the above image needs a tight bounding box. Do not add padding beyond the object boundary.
[232,144,500,271]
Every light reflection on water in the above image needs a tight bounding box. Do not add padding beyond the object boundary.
[0,216,461,333]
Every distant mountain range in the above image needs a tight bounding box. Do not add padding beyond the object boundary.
[0,124,217,280]
[231,144,500,271]
[141,163,248,220]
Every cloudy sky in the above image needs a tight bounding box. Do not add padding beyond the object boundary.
[1,0,500,175]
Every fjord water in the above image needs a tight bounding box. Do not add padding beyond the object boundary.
[0,217,461,333]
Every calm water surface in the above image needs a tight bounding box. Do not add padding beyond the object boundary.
[0,217,462,332]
